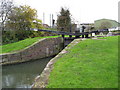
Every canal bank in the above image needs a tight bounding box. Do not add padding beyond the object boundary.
[1,37,64,65]
[32,36,118,88]
[2,37,64,88]
[32,38,82,88]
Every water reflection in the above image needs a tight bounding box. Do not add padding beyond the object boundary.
[2,56,53,88]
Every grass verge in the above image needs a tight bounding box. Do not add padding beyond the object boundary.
[0,36,59,54]
[47,36,118,88]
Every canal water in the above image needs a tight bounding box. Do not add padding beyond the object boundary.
[2,56,54,88]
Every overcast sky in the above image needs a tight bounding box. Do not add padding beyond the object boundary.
[14,0,119,25]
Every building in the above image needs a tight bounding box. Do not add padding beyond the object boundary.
[71,24,77,33]
[109,27,120,31]
[94,19,119,30]
[79,23,94,32]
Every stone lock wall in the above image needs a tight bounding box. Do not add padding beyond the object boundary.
[0,37,64,65]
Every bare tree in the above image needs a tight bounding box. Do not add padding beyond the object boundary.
[0,0,14,31]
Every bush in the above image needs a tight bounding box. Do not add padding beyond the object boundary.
[2,30,57,45]
[2,31,18,44]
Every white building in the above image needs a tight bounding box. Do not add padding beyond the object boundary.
[109,27,120,31]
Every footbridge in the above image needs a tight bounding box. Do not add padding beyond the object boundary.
[31,28,105,38]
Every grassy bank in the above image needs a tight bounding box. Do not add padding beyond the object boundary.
[1,36,59,54]
[47,36,118,88]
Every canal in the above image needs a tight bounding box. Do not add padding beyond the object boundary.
[2,56,54,88]
[2,38,74,88]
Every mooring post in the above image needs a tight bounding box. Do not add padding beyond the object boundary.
[62,34,64,38]
[82,26,86,38]
[75,30,80,38]
[85,34,89,38]
[82,35,84,38]
[69,35,72,38]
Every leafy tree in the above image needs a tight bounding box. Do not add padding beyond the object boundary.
[2,5,52,45]
[2,5,44,43]
[0,0,14,31]
[57,7,71,32]
[6,5,39,31]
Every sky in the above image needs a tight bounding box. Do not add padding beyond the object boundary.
[14,0,119,25]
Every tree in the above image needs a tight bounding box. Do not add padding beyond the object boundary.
[0,0,14,31]
[4,5,43,41]
[2,5,46,44]
[6,5,39,31]
[57,7,71,32]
